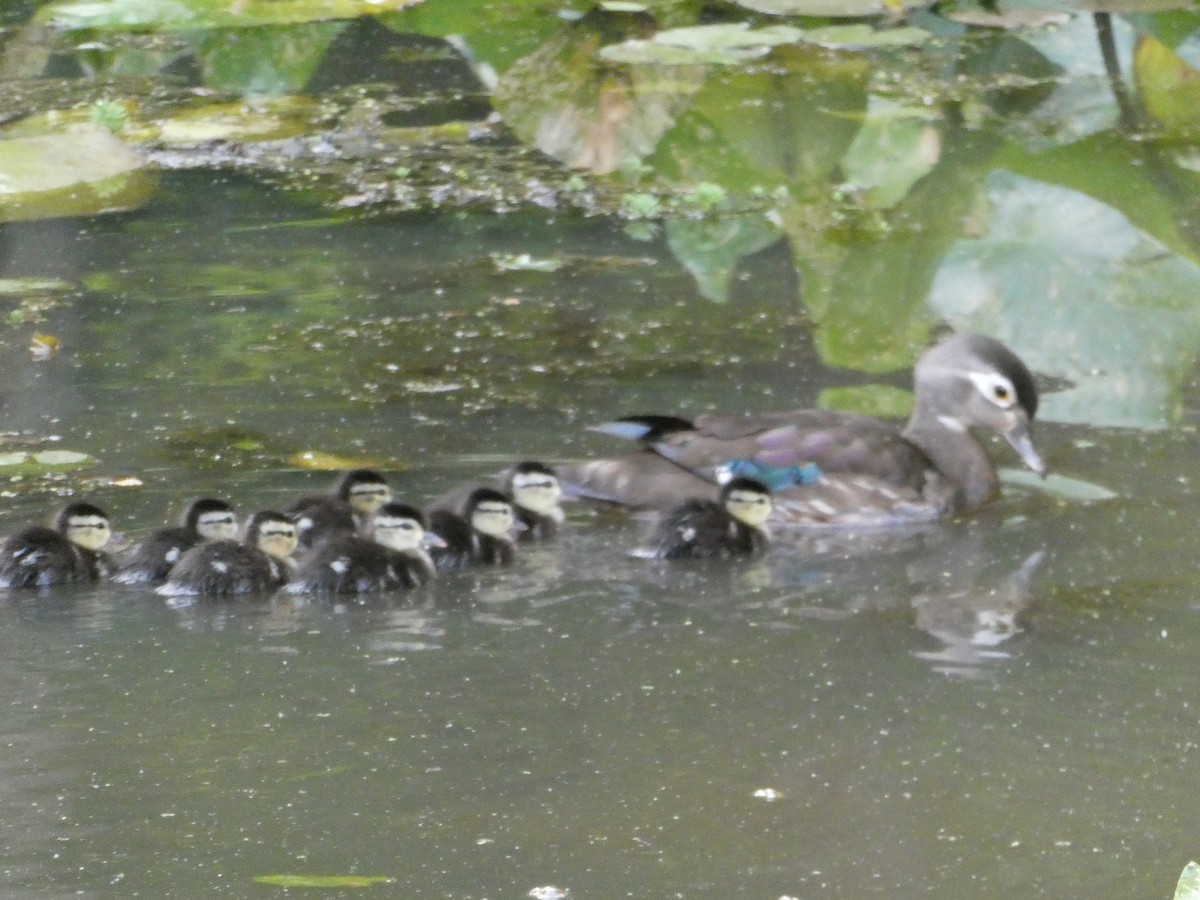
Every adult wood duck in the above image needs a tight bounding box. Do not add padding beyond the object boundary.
[114,497,238,584]
[0,502,115,588]
[638,477,773,560]
[287,469,392,548]
[286,502,440,595]
[429,487,518,570]
[561,333,1047,527]
[157,510,298,598]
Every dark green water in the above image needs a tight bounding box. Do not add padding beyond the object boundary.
[0,172,1198,899]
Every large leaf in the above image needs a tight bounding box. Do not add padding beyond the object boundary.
[1135,34,1200,138]
[37,0,421,30]
[0,127,157,223]
[600,24,805,66]
[664,213,783,302]
[731,0,934,16]
[195,22,344,94]
[840,96,941,208]
[494,15,707,174]
[1176,861,1200,900]
[928,169,1200,428]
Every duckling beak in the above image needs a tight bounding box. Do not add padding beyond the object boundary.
[1003,420,1047,478]
[422,531,448,549]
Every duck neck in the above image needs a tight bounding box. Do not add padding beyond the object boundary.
[903,406,999,512]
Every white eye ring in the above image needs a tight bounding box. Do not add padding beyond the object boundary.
[967,371,1017,410]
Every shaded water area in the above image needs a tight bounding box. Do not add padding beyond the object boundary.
[0,172,1197,898]
[4,0,1200,897]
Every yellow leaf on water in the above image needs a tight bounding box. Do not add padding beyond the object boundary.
[252,874,394,888]
[289,451,400,472]
[30,333,60,359]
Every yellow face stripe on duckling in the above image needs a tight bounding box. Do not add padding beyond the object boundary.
[348,484,392,515]
[196,512,239,541]
[373,516,423,552]
[257,524,298,560]
[724,490,772,528]
[471,501,515,538]
[66,516,112,551]
[510,473,563,516]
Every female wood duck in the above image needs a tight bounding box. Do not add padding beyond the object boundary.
[561,333,1047,527]
[114,497,238,584]
[287,469,392,548]
[432,461,565,541]
[157,510,298,598]
[429,487,517,570]
[0,502,115,588]
[286,502,440,595]
[639,477,773,560]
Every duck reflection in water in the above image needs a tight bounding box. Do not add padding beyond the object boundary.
[907,540,1046,678]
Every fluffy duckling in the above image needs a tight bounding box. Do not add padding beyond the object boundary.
[429,487,517,570]
[114,497,238,584]
[505,461,565,540]
[432,461,565,541]
[286,502,439,595]
[287,469,392,548]
[0,501,115,588]
[638,477,773,560]
[157,510,298,598]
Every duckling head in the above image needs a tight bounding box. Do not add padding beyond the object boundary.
[368,502,430,553]
[56,502,113,552]
[245,511,299,560]
[721,477,773,529]
[507,461,563,518]
[185,498,239,542]
[336,469,393,516]
[466,488,516,539]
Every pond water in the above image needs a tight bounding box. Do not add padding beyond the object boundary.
[0,169,1197,899]
[4,0,1200,895]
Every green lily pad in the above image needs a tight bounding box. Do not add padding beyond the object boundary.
[817,384,914,418]
[796,24,932,50]
[599,24,804,66]
[840,97,941,208]
[37,0,421,30]
[928,170,1200,429]
[156,97,322,144]
[1134,35,1200,138]
[730,0,934,16]
[0,127,157,223]
[491,253,566,273]
[1175,861,1200,900]
[253,874,394,888]
[999,469,1118,503]
[0,278,72,295]
[0,450,93,474]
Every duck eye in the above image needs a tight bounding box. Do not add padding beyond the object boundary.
[968,371,1017,409]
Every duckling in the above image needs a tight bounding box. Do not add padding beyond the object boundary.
[156,510,298,598]
[433,461,565,541]
[287,469,392,548]
[113,497,238,584]
[638,477,772,560]
[429,487,517,570]
[505,461,565,539]
[0,501,115,588]
[561,333,1046,526]
[286,502,439,595]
